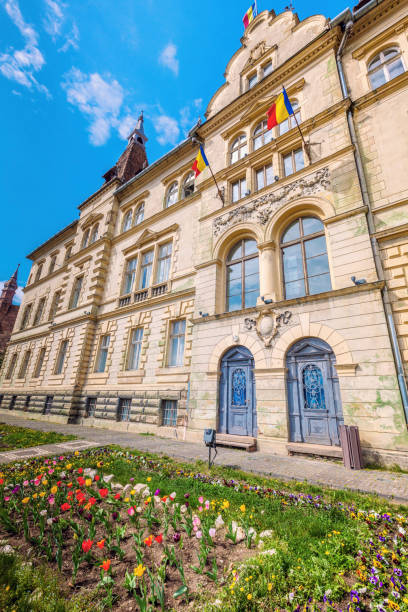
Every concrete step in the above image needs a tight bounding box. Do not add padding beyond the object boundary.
[216,433,257,452]
[287,442,343,459]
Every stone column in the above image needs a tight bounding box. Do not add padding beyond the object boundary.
[258,240,277,302]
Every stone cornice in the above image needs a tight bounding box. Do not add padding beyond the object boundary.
[161,159,196,186]
[77,178,120,211]
[80,212,104,230]
[353,70,408,110]
[374,222,408,241]
[120,190,150,211]
[192,281,385,325]
[100,287,195,321]
[372,198,408,213]
[27,220,78,261]
[351,13,408,60]
[349,0,404,42]
[23,263,69,293]
[199,28,341,139]
[324,205,368,224]
[67,236,111,265]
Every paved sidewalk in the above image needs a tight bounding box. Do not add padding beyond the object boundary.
[0,413,407,503]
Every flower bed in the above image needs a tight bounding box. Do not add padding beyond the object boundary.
[0,447,407,611]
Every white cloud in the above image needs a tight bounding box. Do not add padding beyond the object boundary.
[0,0,49,96]
[159,43,179,76]
[0,281,24,305]
[179,98,203,134]
[62,68,142,146]
[43,0,80,52]
[154,114,180,146]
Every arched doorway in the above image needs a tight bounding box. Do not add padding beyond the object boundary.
[287,338,344,446]
[219,346,256,437]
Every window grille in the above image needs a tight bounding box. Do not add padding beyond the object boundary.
[117,398,131,422]
[86,397,97,417]
[162,399,178,426]
[43,395,53,415]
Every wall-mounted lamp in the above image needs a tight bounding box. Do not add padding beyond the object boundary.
[274,175,279,182]
[261,295,273,304]
[84,310,91,315]
[199,311,209,317]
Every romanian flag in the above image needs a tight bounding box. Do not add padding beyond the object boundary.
[243,3,257,29]
[192,145,209,177]
[267,87,294,130]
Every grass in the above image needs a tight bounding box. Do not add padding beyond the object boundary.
[0,423,76,452]
[0,446,406,610]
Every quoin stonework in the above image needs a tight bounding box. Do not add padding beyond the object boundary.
[1,0,408,467]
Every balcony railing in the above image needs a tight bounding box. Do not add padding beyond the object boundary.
[118,282,169,308]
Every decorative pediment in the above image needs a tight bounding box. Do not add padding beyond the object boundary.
[243,41,274,69]
[289,339,333,356]
[122,224,179,255]
[80,212,104,230]
[213,167,330,237]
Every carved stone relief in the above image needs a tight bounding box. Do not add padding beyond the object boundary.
[213,167,330,237]
[244,309,292,347]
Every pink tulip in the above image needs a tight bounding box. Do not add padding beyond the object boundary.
[196,530,202,539]
[209,528,216,538]
[127,507,135,516]
[198,496,204,503]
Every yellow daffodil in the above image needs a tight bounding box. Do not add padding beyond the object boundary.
[22,497,30,504]
[39,491,46,498]
[74,451,80,456]
[147,477,151,482]
[240,504,246,513]
[85,478,92,487]
[66,464,72,470]
[247,594,252,601]
[50,486,58,494]
[268,583,272,591]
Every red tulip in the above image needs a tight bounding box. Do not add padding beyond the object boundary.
[60,503,71,512]
[114,493,121,500]
[81,539,93,553]
[155,534,163,544]
[99,488,109,498]
[78,468,83,474]
[97,539,105,550]
[94,475,100,482]
[88,497,96,506]
[100,559,111,571]
[144,535,153,547]
[77,476,85,486]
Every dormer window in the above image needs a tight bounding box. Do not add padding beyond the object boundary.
[253,120,273,151]
[166,182,179,208]
[368,48,405,89]
[183,172,195,198]
[230,134,248,164]
[262,61,273,78]
[248,73,257,90]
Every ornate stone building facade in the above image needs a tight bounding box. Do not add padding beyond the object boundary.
[1,0,408,466]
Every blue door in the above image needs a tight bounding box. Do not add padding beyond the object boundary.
[287,338,344,446]
[219,346,256,436]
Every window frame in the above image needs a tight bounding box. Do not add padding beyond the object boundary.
[48,290,61,321]
[122,257,138,295]
[117,397,131,422]
[43,395,53,415]
[182,172,195,199]
[95,334,110,373]
[252,119,273,151]
[33,347,46,378]
[367,47,405,89]
[278,101,301,136]
[225,238,260,312]
[122,209,133,232]
[283,147,305,177]
[18,350,31,379]
[255,163,274,191]
[55,339,69,375]
[230,134,248,165]
[134,203,144,226]
[166,182,179,208]
[90,224,99,244]
[35,263,43,283]
[168,319,186,367]
[85,397,97,418]
[248,72,257,90]
[231,177,247,203]
[156,241,172,284]
[48,255,57,275]
[161,399,178,427]
[33,297,46,326]
[262,61,273,78]
[70,276,83,309]
[81,228,90,249]
[5,353,18,380]
[280,216,332,300]
[20,303,33,330]
[139,249,154,289]
[126,327,144,371]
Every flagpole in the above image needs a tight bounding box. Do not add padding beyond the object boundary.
[292,111,311,163]
[208,163,225,206]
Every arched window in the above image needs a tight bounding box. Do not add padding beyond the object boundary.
[81,228,90,249]
[183,172,195,198]
[279,101,300,135]
[230,134,248,164]
[166,182,179,208]
[281,217,331,299]
[90,224,99,244]
[226,238,259,311]
[253,120,273,151]
[123,210,133,232]
[368,48,405,89]
[134,203,144,225]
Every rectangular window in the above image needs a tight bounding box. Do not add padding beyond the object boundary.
[162,399,178,427]
[256,164,274,191]
[95,335,110,373]
[43,395,53,415]
[134,203,144,226]
[18,350,31,379]
[85,397,97,417]
[0,395,3,406]
[70,276,83,309]
[139,250,153,289]
[20,304,32,330]
[248,73,257,89]
[65,246,72,262]
[48,255,57,275]
[156,242,172,283]
[232,178,247,203]
[9,395,17,410]
[283,148,304,177]
[49,291,61,321]
[127,328,143,370]
[117,398,131,422]
[35,264,43,282]
[263,61,273,77]
[5,354,17,379]
[34,347,46,378]
[33,297,46,325]
[55,340,68,375]
[24,395,31,411]
[168,320,186,367]
[123,257,137,295]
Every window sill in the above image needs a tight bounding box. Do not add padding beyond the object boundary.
[156,366,189,376]
[117,369,145,378]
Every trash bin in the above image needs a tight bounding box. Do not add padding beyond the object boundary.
[339,425,363,470]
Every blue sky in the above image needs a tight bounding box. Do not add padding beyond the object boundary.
[0,0,348,300]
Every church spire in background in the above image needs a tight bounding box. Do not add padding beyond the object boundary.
[0,264,19,312]
[103,111,148,184]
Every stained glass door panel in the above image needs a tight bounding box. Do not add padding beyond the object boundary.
[219,346,255,437]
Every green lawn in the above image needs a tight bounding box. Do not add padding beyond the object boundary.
[0,423,76,451]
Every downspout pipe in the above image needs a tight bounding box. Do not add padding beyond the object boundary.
[334,18,408,424]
